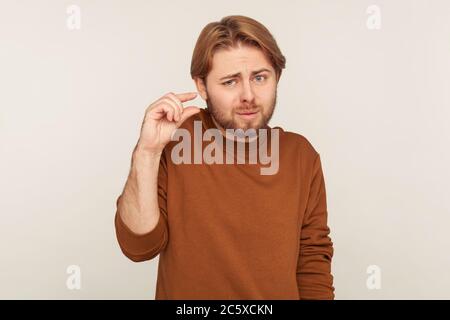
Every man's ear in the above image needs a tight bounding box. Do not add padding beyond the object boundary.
[193,77,208,101]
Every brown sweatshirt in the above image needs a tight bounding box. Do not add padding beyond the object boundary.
[114,108,335,300]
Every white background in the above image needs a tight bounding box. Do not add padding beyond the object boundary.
[1,0,449,299]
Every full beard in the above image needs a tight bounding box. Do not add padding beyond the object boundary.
[205,89,277,132]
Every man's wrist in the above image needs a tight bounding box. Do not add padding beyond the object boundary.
[133,145,163,160]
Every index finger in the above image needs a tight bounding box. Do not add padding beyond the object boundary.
[175,92,198,103]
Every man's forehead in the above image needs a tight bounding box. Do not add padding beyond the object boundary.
[210,47,273,77]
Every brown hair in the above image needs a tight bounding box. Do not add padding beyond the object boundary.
[190,15,286,85]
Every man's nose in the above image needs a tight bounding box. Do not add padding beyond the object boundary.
[240,80,255,104]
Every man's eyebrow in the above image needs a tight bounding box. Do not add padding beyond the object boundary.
[218,68,272,81]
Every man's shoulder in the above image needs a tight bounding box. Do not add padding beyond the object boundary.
[273,126,320,159]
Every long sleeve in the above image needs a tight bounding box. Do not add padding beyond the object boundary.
[114,150,169,262]
[297,153,335,299]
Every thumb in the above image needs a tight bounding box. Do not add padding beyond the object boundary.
[177,106,201,126]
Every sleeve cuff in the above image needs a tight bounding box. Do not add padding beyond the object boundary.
[114,209,167,259]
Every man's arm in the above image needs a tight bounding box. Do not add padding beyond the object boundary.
[114,147,169,262]
[113,92,200,262]
[297,153,335,299]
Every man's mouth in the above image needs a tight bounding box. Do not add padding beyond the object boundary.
[236,110,258,115]
[236,110,259,120]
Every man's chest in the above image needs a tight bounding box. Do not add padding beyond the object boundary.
[166,163,303,243]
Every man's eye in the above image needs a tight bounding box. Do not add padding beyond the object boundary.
[255,75,266,82]
[222,80,236,86]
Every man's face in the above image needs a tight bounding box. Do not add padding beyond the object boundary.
[200,43,278,132]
